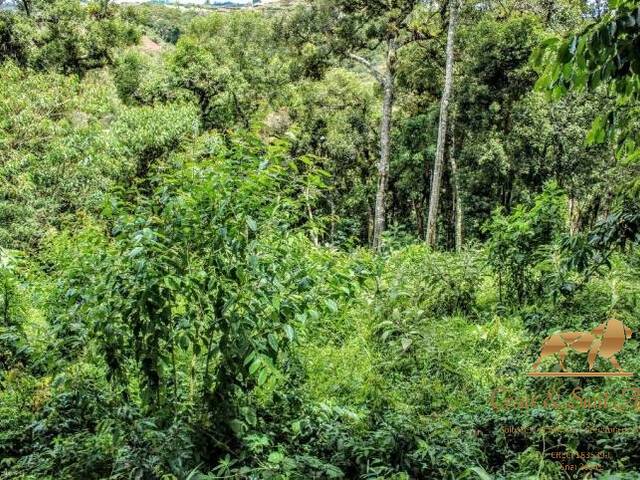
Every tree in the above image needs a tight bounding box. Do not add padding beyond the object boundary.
[449,110,463,251]
[0,0,139,74]
[170,11,287,130]
[535,0,640,165]
[426,0,459,247]
[282,68,378,246]
[453,13,545,239]
[292,0,436,250]
[534,0,640,260]
[17,0,32,17]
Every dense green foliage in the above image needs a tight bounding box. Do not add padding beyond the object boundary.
[2,0,640,479]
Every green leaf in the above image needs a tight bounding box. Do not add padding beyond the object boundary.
[466,466,493,480]
[283,324,295,341]
[291,420,301,434]
[267,451,284,464]
[241,407,257,427]
[249,358,261,375]
[257,368,268,386]
[128,246,144,257]
[324,299,338,313]
[229,419,245,436]
[244,351,256,367]
[557,42,572,63]
[267,333,279,352]
[587,115,607,145]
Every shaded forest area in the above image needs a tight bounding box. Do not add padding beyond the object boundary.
[1,0,640,478]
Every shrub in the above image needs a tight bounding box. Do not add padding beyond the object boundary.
[485,183,567,306]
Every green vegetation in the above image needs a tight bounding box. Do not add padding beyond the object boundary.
[1,0,640,478]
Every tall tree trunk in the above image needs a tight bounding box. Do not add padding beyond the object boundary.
[413,198,425,239]
[366,199,373,245]
[372,69,395,251]
[305,185,319,247]
[426,0,459,247]
[449,118,463,252]
[568,196,580,236]
[19,0,31,16]
[422,158,430,241]
[348,40,397,251]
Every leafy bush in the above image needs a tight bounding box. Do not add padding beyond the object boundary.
[376,245,485,322]
[0,0,140,74]
[485,183,567,306]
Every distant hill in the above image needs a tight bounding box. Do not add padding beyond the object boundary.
[0,0,296,11]
[112,0,292,7]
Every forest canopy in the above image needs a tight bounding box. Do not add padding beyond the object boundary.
[1,0,640,479]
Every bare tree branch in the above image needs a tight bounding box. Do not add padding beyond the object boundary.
[347,52,385,86]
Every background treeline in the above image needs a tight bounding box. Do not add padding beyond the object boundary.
[1,0,640,479]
